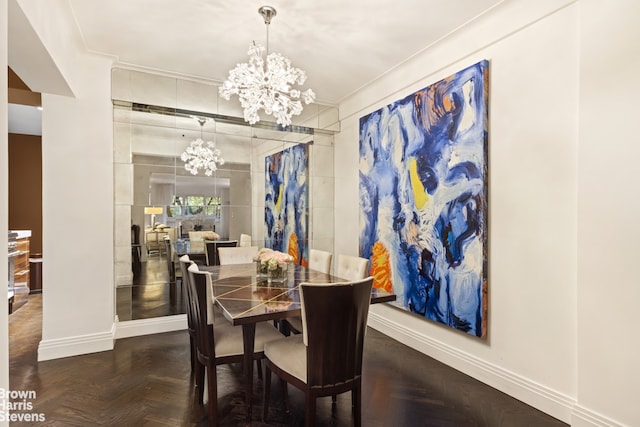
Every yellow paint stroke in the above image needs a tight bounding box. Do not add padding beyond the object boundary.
[408,157,428,210]
[275,184,284,212]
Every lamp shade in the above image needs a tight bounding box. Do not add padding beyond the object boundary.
[144,206,163,215]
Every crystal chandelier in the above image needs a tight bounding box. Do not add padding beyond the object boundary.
[181,118,224,176]
[219,6,315,127]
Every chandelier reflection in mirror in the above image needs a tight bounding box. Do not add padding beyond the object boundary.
[219,5,315,127]
[181,118,225,176]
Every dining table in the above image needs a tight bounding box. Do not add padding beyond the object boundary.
[201,262,397,422]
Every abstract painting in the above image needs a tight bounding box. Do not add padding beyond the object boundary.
[359,60,489,338]
[265,143,309,266]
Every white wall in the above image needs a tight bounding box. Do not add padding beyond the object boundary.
[38,53,114,360]
[336,1,639,426]
[7,0,116,361]
[575,1,640,426]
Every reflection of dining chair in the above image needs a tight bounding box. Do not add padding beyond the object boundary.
[218,246,258,265]
[205,240,238,266]
[164,237,175,283]
[337,254,370,281]
[188,265,283,424]
[239,233,252,247]
[188,231,207,252]
[283,249,333,335]
[263,277,375,427]
[178,255,197,377]
[131,225,141,278]
[146,230,168,256]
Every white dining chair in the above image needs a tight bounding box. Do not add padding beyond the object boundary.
[218,246,259,265]
[336,254,370,281]
[308,249,332,274]
[188,231,207,252]
[239,233,252,247]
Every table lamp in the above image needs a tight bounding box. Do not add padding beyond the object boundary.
[144,206,163,228]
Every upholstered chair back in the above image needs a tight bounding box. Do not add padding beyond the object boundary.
[308,249,333,274]
[336,254,370,281]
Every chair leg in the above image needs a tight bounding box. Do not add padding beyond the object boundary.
[189,336,196,376]
[305,393,316,427]
[206,363,217,426]
[262,365,271,422]
[195,359,205,405]
[281,378,290,414]
[256,359,263,380]
[353,385,362,427]
[279,319,291,336]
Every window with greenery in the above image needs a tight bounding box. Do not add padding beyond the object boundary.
[168,196,221,220]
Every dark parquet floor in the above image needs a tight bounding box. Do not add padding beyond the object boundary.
[9,269,569,426]
[116,257,187,321]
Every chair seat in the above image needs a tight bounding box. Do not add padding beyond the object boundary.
[264,334,306,382]
[215,321,284,358]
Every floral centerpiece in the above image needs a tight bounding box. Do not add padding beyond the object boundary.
[254,248,293,283]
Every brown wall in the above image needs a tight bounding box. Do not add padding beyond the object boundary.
[8,133,43,254]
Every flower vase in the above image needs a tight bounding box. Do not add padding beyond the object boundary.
[267,264,288,284]
[256,260,268,278]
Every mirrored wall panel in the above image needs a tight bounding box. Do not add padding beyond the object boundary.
[113,69,337,322]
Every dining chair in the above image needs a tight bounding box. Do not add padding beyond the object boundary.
[178,255,197,376]
[188,231,207,253]
[188,264,283,425]
[239,233,252,247]
[205,240,239,266]
[164,236,175,283]
[263,277,375,427]
[337,254,370,281]
[218,246,259,265]
[308,249,333,274]
[282,248,333,335]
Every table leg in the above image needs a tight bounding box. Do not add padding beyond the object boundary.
[242,323,256,422]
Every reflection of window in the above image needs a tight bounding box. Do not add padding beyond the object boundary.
[168,196,221,222]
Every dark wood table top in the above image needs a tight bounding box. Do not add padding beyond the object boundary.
[202,263,397,326]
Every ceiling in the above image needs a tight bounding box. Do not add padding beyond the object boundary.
[68,0,503,106]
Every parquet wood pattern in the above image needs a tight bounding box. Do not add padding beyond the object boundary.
[9,295,568,426]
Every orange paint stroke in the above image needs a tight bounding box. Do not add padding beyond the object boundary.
[288,233,300,264]
[370,242,393,293]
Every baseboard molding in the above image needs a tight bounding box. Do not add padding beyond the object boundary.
[368,312,576,424]
[37,325,116,361]
[114,314,187,339]
[571,405,626,427]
